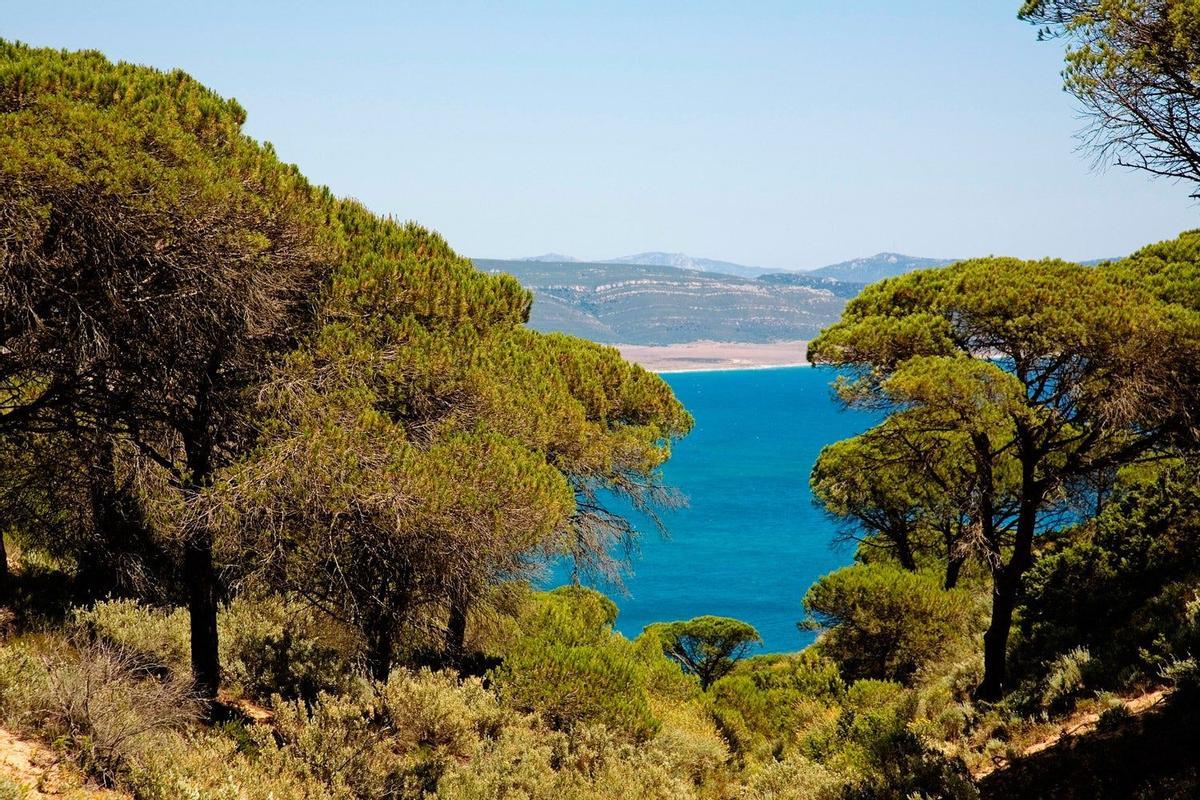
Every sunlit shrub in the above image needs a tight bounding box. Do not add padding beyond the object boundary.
[742,755,845,800]
[493,636,659,739]
[72,597,354,702]
[71,600,189,674]
[490,587,660,740]
[270,668,508,797]
[124,726,342,800]
[436,722,702,800]
[0,636,196,787]
[829,681,977,800]
[0,639,51,720]
[709,651,845,758]
[0,777,23,800]
[1010,646,1096,717]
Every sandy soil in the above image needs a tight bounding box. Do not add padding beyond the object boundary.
[616,340,809,372]
[0,726,126,798]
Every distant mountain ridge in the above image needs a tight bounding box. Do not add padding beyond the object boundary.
[474,258,858,345]
[512,250,963,282]
[479,250,1119,346]
[600,252,779,279]
[522,253,579,263]
[804,252,957,282]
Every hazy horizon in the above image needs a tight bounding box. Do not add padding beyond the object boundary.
[6,1,1197,269]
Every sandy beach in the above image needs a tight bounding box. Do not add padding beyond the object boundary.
[617,340,809,373]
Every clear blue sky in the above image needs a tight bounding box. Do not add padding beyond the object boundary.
[6,1,1197,268]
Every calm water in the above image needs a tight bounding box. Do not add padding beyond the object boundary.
[550,366,878,654]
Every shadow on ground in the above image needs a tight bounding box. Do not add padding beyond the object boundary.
[978,692,1199,799]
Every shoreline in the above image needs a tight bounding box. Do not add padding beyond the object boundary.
[616,340,810,373]
[655,362,810,375]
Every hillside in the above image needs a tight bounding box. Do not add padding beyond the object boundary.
[805,252,958,282]
[601,251,780,279]
[474,257,861,345]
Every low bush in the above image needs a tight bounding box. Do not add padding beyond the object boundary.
[37,641,197,785]
[827,680,978,800]
[709,651,844,759]
[71,596,355,703]
[493,636,659,740]
[741,755,844,800]
[0,634,196,787]
[124,726,342,800]
[71,600,189,674]
[489,587,662,740]
[268,669,509,797]
[220,596,354,703]
[0,777,23,800]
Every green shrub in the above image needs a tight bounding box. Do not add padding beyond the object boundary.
[840,729,978,800]
[0,637,197,787]
[434,722,697,800]
[71,600,189,674]
[1010,646,1096,717]
[742,755,845,800]
[520,586,619,645]
[803,564,979,684]
[646,698,729,783]
[71,596,354,702]
[1096,703,1132,733]
[219,596,354,704]
[709,651,844,758]
[1161,656,1200,694]
[490,588,662,740]
[493,636,659,740]
[270,668,508,797]
[0,639,51,720]
[830,681,977,800]
[1039,647,1094,713]
[124,726,342,800]
[0,777,25,800]
[1016,467,1200,690]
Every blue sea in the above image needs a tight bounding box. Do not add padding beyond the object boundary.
[550,365,878,654]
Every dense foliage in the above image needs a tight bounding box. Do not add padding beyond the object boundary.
[1,32,1199,800]
[808,255,1200,697]
[1021,0,1200,195]
[0,40,691,697]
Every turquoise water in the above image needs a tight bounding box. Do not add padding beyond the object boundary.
[552,366,878,653]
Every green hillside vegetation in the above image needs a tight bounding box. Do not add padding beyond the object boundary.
[1,4,1200,795]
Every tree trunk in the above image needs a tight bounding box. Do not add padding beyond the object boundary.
[894,529,918,572]
[976,486,1039,701]
[0,532,10,602]
[446,596,469,665]
[366,623,394,683]
[181,391,221,703]
[977,568,1017,700]
[943,554,965,590]
[185,529,221,701]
